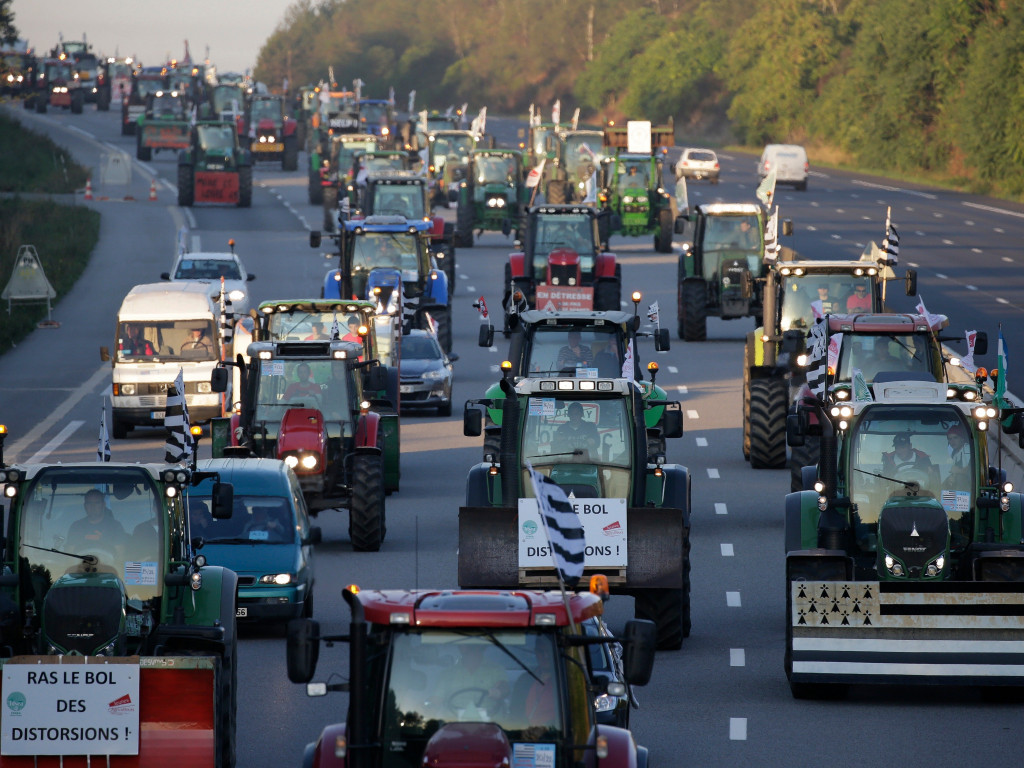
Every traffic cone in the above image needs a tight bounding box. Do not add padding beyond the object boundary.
[84,178,93,200]
[149,179,158,201]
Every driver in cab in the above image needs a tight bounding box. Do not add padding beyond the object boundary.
[68,490,129,556]
[882,432,936,490]
[553,402,600,457]
[436,643,510,718]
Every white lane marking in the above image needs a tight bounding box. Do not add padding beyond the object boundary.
[26,420,85,463]
[136,161,156,176]
[467,286,476,293]
[298,215,310,230]
[730,649,745,667]
[66,125,94,139]
[806,225,817,232]
[730,718,747,741]
[965,220,975,226]
[936,273,948,279]
[996,227,1006,233]
[184,208,197,228]
[696,437,708,447]
[715,503,727,515]
[489,346,498,353]
[907,262,919,268]
[687,409,699,419]
[966,285,978,291]
[6,364,109,461]
[934,212,944,218]
[835,208,845,214]
[102,141,122,154]
[490,365,499,373]
[284,202,296,213]
[905,206,914,211]
[915,230,925,236]
[707,468,720,479]
[668,366,678,374]
[459,274,469,280]
[963,201,1024,219]
[1002,257,1014,263]
[810,201,819,207]
[191,235,202,252]
[676,385,688,395]
[721,543,734,557]
[941,239,953,245]
[997,298,1009,305]
[850,179,937,199]
[726,591,741,607]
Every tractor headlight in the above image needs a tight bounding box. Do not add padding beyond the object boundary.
[283,455,298,468]
[301,454,318,470]
[197,382,211,394]
[623,196,633,204]
[594,693,616,712]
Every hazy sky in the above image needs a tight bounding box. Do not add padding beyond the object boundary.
[13,0,296,73]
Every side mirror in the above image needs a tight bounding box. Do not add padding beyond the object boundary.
[364,365,387,392]
[100,346,110,362]
[974,331,988,356]
[286,618,320,683]
[674,217,687,235]
[781,219,793,237]
[655,328,670,352]
[309,230,322,248]
[160,272,171,280]
[661,402,683,439]
[905,269,917,297]
[621,618,656,686]
[464,405,482,437]
[247,273,256,282]
[787,413,806,448]
[478,324,494,348]
[210,481,234,519]
[210,366,229,393]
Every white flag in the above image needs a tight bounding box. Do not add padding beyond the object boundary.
[526,158,546,189]
[827,333,843,374]
[525,461,585,588]
[756,167,776,207]
[471,106,487,136]
[551,99,561,124]
[98,405,111,462]
[388,86,395,106]
[164,367,193,464]
[621,339,635,381]
[528,103,535,127]
[914,295,944,328]
[571,107,580,130]
[810,299,825,321]
[407,90,416,113]
[647,301,660,327]
[961,330,978,373]
[418,109,428,136]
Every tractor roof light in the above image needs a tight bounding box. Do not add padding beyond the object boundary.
[631,291,642,304]
[974,406,988,420]
[648,362,658,373]
[947,388,957,399]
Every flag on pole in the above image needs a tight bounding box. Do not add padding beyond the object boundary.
[528,103,535,127]
[218,277,233,350]
[476,296,489,320]
[961,330,978,374]
[98,404,111,462]
[763,206,780,261]
[996,326,1009,401]
[551,100,561,124]
[852,368,873,402]
[647,301,660,327]
[525,461,585,588]
[526,158,546,189]
[470,106,487,136]
[881,207,899,265]
[570,107,580,131]
[331,312,340,340]
[164,368,193,464]
[418,109,428,137]
[387,86,395,106]
[407,90,416,113]
[806,319,829,398]
[914,295,945,328]
[755,168,776,207]
[621,339,635,381]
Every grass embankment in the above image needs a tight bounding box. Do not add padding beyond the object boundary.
[0,111,100,351]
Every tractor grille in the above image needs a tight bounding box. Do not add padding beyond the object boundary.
[879,506,948,576]
[43,586,123,655]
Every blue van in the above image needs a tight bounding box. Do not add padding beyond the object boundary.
[189,458,319,625]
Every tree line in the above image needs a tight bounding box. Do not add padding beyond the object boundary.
[255,0,1024,196]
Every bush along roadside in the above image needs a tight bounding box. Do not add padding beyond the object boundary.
[0,110,89,193]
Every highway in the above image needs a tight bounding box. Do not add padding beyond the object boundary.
[2,101,1023,766]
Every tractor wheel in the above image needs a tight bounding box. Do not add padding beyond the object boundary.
[217,596,239,768]
[111,417,130,440]
[741,356,751,461]
[634,587,688,651]
[598,212,611,247]
[349,453,385,552]
[655,209,673,253]
[678,280,707,341]
[323,187,338,232]
[282,136,299,171]
[70,91,84,114]
[748,377,788,469]
[97,90,110,111]
[308,170,323,205]
[120,115,130,134]
[434,307,453,355]
[482,412,501,460]
[36,96,46,114]
[22,95,32,110]
[594,278,621,312]
[136,134,151,162]
[789,436,820,493]
[177,165,194,207]
[237,167,253,208]
[456,197,474,248]
[546,180,567,205]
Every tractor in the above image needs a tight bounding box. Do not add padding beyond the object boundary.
[356,98,396,146]
[243,95,299,171]
[547,128,605,205]
[310,132,376,209]
[33,55,83,114]
[455,148,529,247]
[177,121,253,207]
[426,129,477,206]
[121,66,168,134]
[135,89,191,161]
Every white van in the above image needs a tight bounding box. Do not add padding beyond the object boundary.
[102,282,222,438]
[758,144,808,191]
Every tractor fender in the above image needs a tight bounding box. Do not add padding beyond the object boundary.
[595,252,618,279]
[355,411,382,451]
[466,464,493,507]
[427,269,449,306]
[508,252,526,278]
[282,118,297,137]
[323,269,342,300]
[181,565,237,636]
[661,464,690,521]
[591,725,641,768]
[307,723,347,768]
[785,491,820,553]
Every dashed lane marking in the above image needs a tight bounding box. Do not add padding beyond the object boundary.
[687,409,699,419]
[696,437,708,447]
[730,718,747,741]
[963,201,1024,219]
[721,543,734,557]
[730,649,745,667]
[726,591,741,607]
[676,385,688,395]
[707,468,720,479]
[715,503,727,515]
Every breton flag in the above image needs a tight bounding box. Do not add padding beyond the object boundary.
[97,404,111,462]
[526,158,546,189]
[525,461,585,588]
[881,207,899,265]
[470,106,487,137]
[805,318,829,398]
[551,99,561,124]
[331,312,340,340]
[647,301,660,327]
[763,206,780,261]
[755,167,776,207]
[164,368,193,464]
[218,277,233,350]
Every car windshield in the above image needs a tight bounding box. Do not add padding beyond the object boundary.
[250,99,280,122]
[526,326,622,377]
[779,275,874,331]
[173,258,243,280]
[836,332,938,383]
[253,358,354,423]
[19,467,166,605]
[352,232,421,276]
[475,156,517,184]
[381,630,563,755]
[848,407,975,553]
[373,185,424,218]
[521,397,633,500]
[532,214,596,273]
[116,319,218,361]
[188,494,295,545]
[198,125,236,151]
[401,334,442,360]
[686,150,716,163]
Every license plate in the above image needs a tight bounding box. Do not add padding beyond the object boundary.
[253,143,282,152]
[399,385,415,394]
[235,607,247,618]
[150,411,165,420]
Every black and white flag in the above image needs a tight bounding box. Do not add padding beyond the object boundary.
[525,461,585,588]
[763,206,780,261]
[331,312,340,340]
[164,368,193,464]
[647,301,660,327]
[805,318,829,398]
[218,277,233,349]
[97,403,110,462]
[881,208,899,265]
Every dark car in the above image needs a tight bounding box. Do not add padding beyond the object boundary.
[189,458,319,628]
[399,328,454,416]
[583,617,635,727]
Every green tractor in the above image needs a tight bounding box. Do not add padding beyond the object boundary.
[426,129,478,207]
[177,121,253,207]
[783,380,1024,696]
[455,149,529,247]
[460,376,691,650]
[135,89,190,161]
[547,128,605,205]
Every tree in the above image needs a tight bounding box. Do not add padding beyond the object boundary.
[0,0,18,46]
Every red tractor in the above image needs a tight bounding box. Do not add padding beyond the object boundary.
[286,582,657,768]
[243,94,299,171]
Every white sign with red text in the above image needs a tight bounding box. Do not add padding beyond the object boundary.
[519,497,627,569]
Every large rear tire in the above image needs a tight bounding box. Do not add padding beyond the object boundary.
[136,133,151,161]
[282,136,299,171]
[322,187,338,232]
[678,279,707,341]
[789,435,820,493]
[545,180,567,205]
[594,278,621,312]
[349,453,385,552]
[655,209,673,253]
[634,587,688,651]
[308,169,323,204]
[741,357,751,461]
[177,165,194,207]
[433,307,453,355]
[70,91,84,114]
[748,377,788,469]
[238,167,253,208]
[36,96,46,114]
[456,196,474,248]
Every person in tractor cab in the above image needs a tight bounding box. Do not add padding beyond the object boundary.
[305,321,329,340]
[554,402,600,457]
[437,642,510,718]
[341,315,362,343]
[556,331,593,369]
[882,432,936,489]
[68,489,129,555]
[810,284,837,319]
[283,362,322,402]
[846,283,872,312]
[944,424,972,489]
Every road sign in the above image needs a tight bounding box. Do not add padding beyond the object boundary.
[2,245,57,324]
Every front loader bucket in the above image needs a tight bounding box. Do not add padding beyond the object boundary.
[458,506,684,591]
[0,656,219,767]
[140,121,191,150]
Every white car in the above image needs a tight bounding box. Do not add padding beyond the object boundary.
[758,144,808,191]
[161,249,255,315]
[675,148,719,183]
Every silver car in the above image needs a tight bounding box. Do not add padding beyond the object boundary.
[675,147,719,183]
[161,249,255,315]
[399,329,454,416]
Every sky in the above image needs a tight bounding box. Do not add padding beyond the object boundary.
[12,0,297,74]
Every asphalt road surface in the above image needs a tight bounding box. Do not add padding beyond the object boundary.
[2,102,1023,766]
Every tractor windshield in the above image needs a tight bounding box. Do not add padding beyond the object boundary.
[847,406,976,554]
[520,397,633,498]
[331,140,376,173]
[250,99,281,122]
[150,94,183,118]
[836,333,940,383]
[197,124,236,151]
[210,87,243,115]
[18,467,167,607]
[351,232,422,278]
[45,61,75,81]
[373,185,424,219]
[563,136,602,182]
[779,274,874,331]
[531,214,596,275]
[253,358,355,424]
[434,134,473,162]
[362,153,407,173]
[110,61,133,79]
[360,102,388,124]
[381,630,564,762]
[475,155,518,185]
[617,160,649,191]
[134,77,164,100]
[525,326,623,377]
